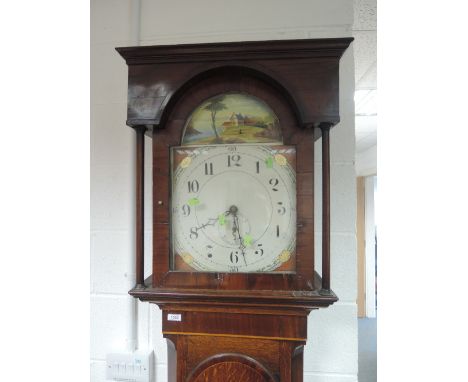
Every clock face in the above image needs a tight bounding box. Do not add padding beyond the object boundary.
[171,144,296,273]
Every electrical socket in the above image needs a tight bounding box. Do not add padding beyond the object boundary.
[106,351,153,382]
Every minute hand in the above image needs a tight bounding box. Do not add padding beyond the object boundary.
[233,215,247,266]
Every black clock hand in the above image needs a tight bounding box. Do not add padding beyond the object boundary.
[232,211,247,266]
[192,209,229,234]
[193,217,217,233]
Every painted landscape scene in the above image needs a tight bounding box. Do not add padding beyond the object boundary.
[182,93,283,145]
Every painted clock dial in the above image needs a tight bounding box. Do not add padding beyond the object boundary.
[171,144,296,273]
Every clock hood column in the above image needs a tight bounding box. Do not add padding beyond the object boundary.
[135,125,146,290]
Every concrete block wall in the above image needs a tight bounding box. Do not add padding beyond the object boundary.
[91,1,357,381]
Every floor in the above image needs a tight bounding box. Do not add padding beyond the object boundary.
[358,318,377,382]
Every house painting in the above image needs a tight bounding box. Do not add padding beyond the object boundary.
[182,93,283,145]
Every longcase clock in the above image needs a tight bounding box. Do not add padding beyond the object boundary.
[117,38,353,382]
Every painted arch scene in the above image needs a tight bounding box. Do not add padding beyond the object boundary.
[182,93,283,145]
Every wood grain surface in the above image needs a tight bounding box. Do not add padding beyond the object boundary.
[116,38,353,132]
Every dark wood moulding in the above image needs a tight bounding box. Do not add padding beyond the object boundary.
[116,37,353,135]
[129,272,337,310]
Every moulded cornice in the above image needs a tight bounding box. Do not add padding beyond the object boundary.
[116,37,354,65]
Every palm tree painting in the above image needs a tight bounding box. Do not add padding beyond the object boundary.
[181,93,282,145]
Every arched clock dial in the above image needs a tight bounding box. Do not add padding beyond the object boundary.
[171,144,296,273]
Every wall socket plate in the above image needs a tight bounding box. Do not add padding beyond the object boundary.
[106,351,153,382]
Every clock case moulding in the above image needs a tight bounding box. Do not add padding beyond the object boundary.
[116,38,352,313]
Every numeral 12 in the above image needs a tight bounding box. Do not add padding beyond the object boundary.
[228,154,241,167]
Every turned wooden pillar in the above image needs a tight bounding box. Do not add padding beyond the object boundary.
[320,123,332,293]
[135,126,146,288]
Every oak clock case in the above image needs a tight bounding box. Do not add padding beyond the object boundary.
[116,38,353,382]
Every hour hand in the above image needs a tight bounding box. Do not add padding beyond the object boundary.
[193,215,220,232]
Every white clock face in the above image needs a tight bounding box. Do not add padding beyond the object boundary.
[171,145,296,273]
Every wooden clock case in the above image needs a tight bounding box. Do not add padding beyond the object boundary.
[117,38,353,382]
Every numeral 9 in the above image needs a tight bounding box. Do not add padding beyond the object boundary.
[181,204,191,216]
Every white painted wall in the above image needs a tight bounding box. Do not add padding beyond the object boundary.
[364,176,377,318]
[91,1,357,381]
[356,144,377,176]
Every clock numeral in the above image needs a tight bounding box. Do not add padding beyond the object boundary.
[230,251,239,264]
[276,225,280,237]
[188,180,199,193]
[255,243,264,256]
[181,204,191,216]
[189,227,199,240]
[227,146,237,152]
[256,161,260,174]
[228,266,239,272]
[204,162,214,175]
[277,202,286,215]
[269,178,279,191]
[227,154,241,167]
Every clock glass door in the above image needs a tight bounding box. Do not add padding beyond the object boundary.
[170,93,297,273]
